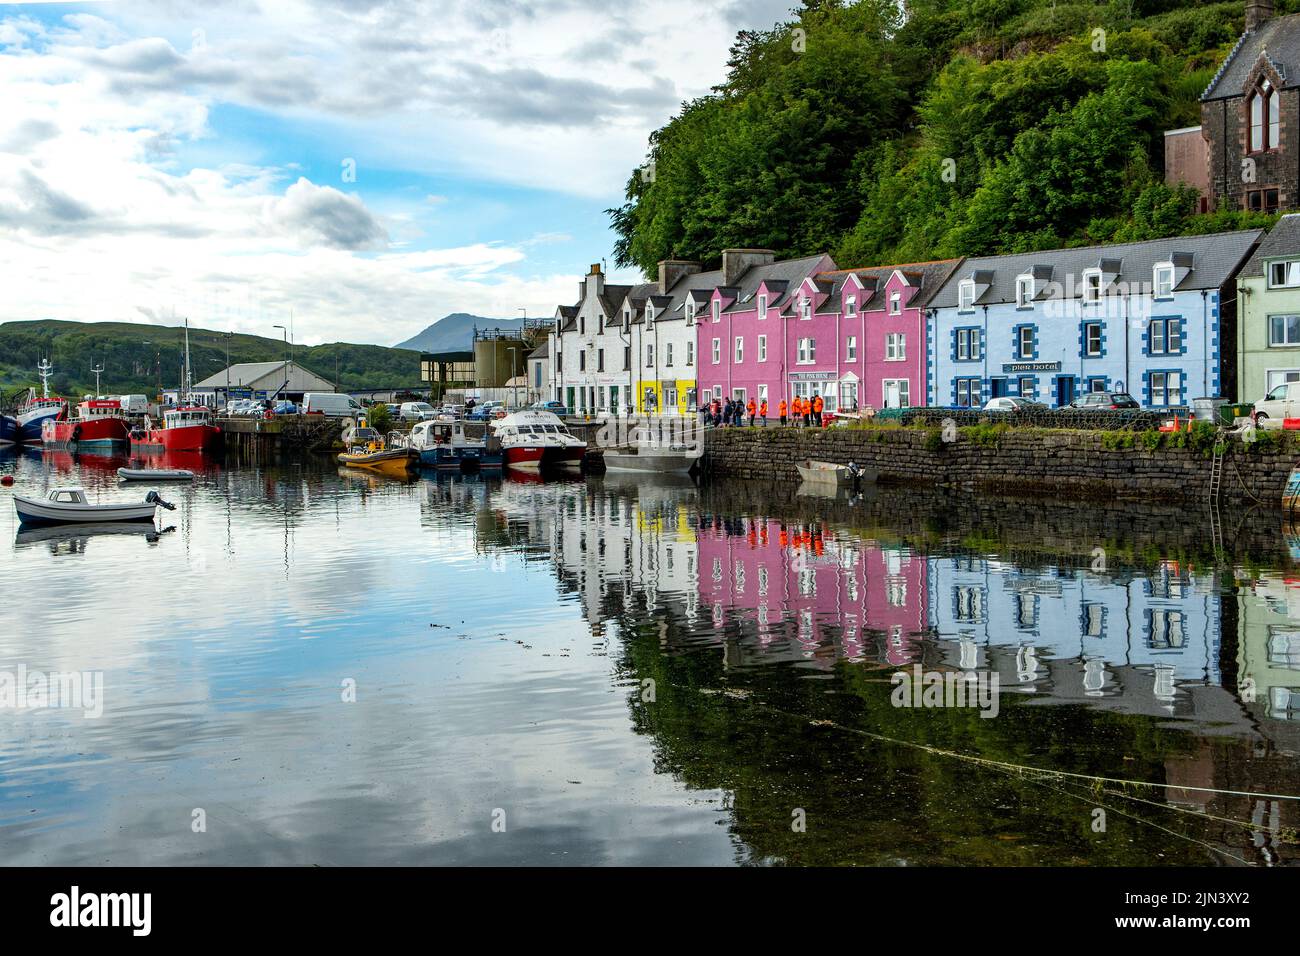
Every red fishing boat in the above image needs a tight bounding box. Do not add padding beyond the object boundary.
[130,405,222,452]
[490,409,586,471]
[42,398,130,448]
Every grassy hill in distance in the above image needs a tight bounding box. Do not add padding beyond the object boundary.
[0,319,421,397]
[395,313,526,352]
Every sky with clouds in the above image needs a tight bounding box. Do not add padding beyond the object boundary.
[0,0,796,346]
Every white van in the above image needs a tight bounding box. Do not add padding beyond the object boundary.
[400,401,437,422]
[117,394,149,414]
[302,393,369,419]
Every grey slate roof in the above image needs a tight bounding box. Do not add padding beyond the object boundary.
[607,281,660,327]
[528,337,550,360]
[556,304,579,332]
[1240,213,1300,276]
[927,231,1265,309]
[719,254,835,315]
[1203,13,1300,100]
[813,259,963,314]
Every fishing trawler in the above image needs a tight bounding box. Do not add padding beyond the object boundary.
[130,321,222,452]
[16,360,65,444]
[42,398,130,448]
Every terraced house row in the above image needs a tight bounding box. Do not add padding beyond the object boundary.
[542,221,1300,413]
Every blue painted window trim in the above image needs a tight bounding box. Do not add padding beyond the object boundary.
[1078,320,1106,359]
[951,376,983,408]
[952,326,982,363]
[1018,375,1038,400]
[1143,316,1187,357]
[1143,368,1185,408]
[1086,375,1110,394]
[1011,322,1039,361]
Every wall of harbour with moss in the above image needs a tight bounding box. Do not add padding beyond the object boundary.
[701,422,1300,506]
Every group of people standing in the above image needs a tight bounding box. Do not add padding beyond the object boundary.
[702,393,827,428]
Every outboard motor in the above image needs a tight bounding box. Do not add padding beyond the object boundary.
[145,491,176,511]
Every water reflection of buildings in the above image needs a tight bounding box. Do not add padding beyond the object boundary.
[1238,573,1300,753]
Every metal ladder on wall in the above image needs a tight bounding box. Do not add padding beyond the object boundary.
[1207,430,1226,561]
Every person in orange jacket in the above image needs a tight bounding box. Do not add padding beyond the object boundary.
[758,399,768,426]
[811,393,823,426]
[791,396,802,426]
[746,397,756,426]
[778,398,788,425]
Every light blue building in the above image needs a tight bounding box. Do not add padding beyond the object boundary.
[926,231,1264,408]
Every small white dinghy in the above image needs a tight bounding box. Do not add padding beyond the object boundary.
[117,467,195,481]
[13,486,175,526]
[795,459,877,486]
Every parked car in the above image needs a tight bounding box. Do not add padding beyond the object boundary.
[531,401,569,417]
[1253,382,1300,422]
[982,397,1047,413]
[1067,391,1140,410]
[399,401,437,423]
[271,400,298,415]
[385,404,401,419]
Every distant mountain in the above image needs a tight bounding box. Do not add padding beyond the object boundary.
[395,313,527,353]
[0,319,421,396]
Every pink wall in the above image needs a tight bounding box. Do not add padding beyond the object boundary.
[696,516,928,667]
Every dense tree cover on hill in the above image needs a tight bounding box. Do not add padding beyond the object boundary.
[0,320,420,397]
[609,0,1290,273]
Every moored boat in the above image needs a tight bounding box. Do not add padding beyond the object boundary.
[0,414,16,447]
[117,467,195,481]
[402,420,503,471]
[13,486,174,526]
[337,427,418,479]
[130,405,222,452]
[794,459,876,485]
[490,409,586,471]
[15,361,64,444]
[602,446,697,475]
[42,398,130,448]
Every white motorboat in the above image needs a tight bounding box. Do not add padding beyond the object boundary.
[13,486,175,526]
[117,468,195,481]
[490,410,586,471]
[795,459,877,485]
[602,446,697,475]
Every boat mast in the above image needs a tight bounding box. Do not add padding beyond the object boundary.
[183,317,192,402]
[36,359,52,399]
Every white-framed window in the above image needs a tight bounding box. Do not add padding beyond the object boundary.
[758,334,767,361]
[757,293,767,317]
[646,344,654,367]
[1269,314,1300,346]
[800,298,812,320]
[955,377,980,407]
[623,308,631,332]
[846,336,857,361]
[1016,325,1034,359]
[1270,260,1300,288]
[889,290,901,314]
[955,328,980,361]
[734,336,743,363]
[958,280,975,311]
[1150,370,1179,407]
[685,301,696,325]
[712,299,721,322]
[711,338,721,364]
[845,295,857,318]
[1082,269,1102,304]
[797,337,816,363]
[1153,262,1174,297]
[712,385,722,400]
[1149,318,1182,355]
[686,341,694,366]
[1083,322,1103,356]
[645,304,655,324]
[665,343,673,366]
[758,384,768,402]
[1266,369,1300,390]
[885,332,905,361]
[1015,275,1034,308]
[882,379,909,408]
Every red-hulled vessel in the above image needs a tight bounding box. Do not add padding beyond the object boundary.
[42,398,130,448]
[130,405,222,452]
[490,409,586,471]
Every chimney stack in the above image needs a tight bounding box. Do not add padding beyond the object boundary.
[721,248,776,287]
[657,259,702,295]
[1247,0,1274,32]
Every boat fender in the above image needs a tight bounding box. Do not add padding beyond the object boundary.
[144,491,177,511]
[71,424,82,442]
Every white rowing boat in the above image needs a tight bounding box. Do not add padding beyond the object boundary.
[795,459,876,485]
[117,468,195,481]
[13,486,174,526]
[602,446,697,475]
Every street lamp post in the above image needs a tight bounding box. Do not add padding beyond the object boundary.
[507,346,518,409]
[272,324,288,401]
[225,331,232,406]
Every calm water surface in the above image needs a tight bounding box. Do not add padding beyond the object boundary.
[2,445,1298,865]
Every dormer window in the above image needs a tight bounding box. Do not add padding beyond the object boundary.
[1015,275,1035,308]
[623,308,631,332]
[1270,259,1300,288]
[845,295,857,318]
[958,280,975,312]
[757,293,768,317]
[889,291,901,315]
[645,304,655,324]
[712,299,720,323]
[1250,76,1279,153]
[1153,263,1174,298]
[685,301,696,325]
[800,298,812,320]
[1082,269,1102,304]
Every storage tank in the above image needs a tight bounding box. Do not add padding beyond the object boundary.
[474,338,525,388]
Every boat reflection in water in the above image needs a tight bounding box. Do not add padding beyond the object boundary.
[14,521,174,555]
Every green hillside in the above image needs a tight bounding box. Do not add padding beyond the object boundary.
[0,320,420,397]
[610,0,1288,272]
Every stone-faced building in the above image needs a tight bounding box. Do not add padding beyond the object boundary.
[1196,0,1300,213]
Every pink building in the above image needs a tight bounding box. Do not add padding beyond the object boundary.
[695,516,929,668]
[698,258,961,414]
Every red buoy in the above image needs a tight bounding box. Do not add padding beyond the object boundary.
[0,475,13,487]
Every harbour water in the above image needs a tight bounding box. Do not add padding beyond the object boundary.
[2,445,1298,865]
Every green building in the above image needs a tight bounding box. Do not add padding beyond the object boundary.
[1238,213,1300,403]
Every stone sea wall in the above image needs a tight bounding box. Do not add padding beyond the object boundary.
[701,425,1298,506]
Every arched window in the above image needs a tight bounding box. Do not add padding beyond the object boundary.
[1250,77,1277,152]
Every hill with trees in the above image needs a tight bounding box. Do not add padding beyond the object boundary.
[609,0,1286,273]
[0,320,420,397]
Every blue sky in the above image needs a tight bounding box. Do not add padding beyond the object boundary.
[0,0,796,345]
